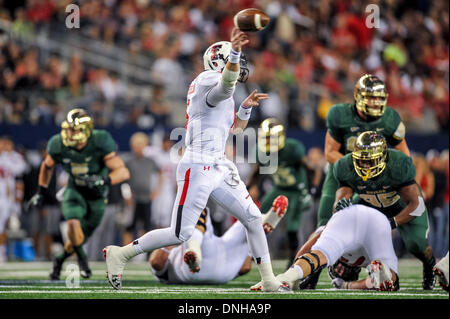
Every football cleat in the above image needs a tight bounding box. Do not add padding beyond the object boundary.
[49,257,64,280]
[433,254,448,292]
[250,279,291,292]
[103,245,128,290]
[275,272,299,291]
[298,269,321,290]
[262,195,288,233]
[184,249,201,273]
[78,256,92,279]
[366,260,394,291]
[422,257,436,290]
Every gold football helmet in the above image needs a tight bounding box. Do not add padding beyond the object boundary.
[354,74,388,118]
[61,108,93,147]
[352,131,387,181]
[258,118,286,153]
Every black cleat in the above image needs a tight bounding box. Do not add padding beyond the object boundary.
[49,258,64,280]
[422,259,436,290]
[78,256,92,279]
[299,269,322,290]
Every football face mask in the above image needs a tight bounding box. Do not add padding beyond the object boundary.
[354,74,388,119]
[352,131,387,181]
[61,108,94,148]
[203,41,249,83]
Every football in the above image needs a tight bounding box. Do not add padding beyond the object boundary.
[233,8,270,32]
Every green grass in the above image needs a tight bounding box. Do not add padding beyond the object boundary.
[0,258,447,299]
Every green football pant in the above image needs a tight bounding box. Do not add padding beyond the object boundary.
[260,187,310,233]
[62,187,108,241]
[317,165,338,227]
[397,210,431,259]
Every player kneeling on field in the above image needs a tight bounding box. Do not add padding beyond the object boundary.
[251,203,399,291]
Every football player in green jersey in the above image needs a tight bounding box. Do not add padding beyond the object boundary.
[27,108,130,280]
[300,74,412,289]
[247,118,312,267]
[332,131,436,290]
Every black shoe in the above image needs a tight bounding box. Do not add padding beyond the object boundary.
[423,258,436,290]
[78,256,92,279]
[49,258,63,280]
[299,268,322,290]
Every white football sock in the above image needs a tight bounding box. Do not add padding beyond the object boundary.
[128,227,182,256]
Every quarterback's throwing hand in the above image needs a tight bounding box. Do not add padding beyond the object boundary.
[231,27,249,52]
[242,89,269,108]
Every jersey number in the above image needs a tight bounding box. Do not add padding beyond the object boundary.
[274,167,296,187]
[359,191,400,208]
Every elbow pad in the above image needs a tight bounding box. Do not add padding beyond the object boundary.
[221,67,240,87]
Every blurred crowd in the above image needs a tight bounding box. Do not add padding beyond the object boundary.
[0,132,448,262]
[0,0,448,132]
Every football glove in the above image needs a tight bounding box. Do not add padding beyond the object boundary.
[78,174,111,188]
[26,186,47,210]
[335,198,353,212]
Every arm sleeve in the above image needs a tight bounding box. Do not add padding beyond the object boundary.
[385,110,405,147]
[326,107,343,144]
[204,70,237,107]
[97,131,117,157]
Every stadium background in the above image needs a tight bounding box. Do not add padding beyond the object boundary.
[0,0,448,271]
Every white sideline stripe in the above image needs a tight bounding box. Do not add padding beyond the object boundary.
[0,270,150,277]
[0,290,446,297]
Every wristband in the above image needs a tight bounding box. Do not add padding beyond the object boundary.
[389,217,398,229]
[237,104,252,120]
[229,49,241,64]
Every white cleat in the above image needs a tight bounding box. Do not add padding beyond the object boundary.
[263,195,289,234]
[366,260,394,291]
[250,279,291,292]
[433,254,449,292]
[103,245,128,290]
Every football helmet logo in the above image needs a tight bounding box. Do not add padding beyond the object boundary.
[203,41,249,83]
[354,74,388,119]
[61,108,93,148]
[352,131,387,181]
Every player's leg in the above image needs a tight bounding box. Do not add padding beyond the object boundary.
[50,187,86,280]
[104,164,212,289]
[277,206,360,290]
[210,178,284,292]
[183,208,208,273]
[397,211,436,290]
[433,251,449,292]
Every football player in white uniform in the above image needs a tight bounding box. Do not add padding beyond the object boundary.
[104,27,286,292]
[433,251,449,292]
[252,202,399,291]
[149,195,288,285]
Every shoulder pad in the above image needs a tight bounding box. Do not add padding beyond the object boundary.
[196,70,221,87]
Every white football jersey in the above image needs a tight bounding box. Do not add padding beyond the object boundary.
[184,70,236,164]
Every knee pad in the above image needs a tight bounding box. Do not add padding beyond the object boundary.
[295,252,326,275]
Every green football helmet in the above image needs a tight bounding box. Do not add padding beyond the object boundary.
[61,108,93,148]
[257,118,286,153]
[354,74,388,119]
[352,131,387,181]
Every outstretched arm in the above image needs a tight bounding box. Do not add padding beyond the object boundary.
[104,152,130,185]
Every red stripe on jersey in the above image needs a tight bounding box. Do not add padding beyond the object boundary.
[185,113,189,131]
[179,168,191,206]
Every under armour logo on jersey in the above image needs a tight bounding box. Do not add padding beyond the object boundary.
[204,166,210,171]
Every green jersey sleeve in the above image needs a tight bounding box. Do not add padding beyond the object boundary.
[384,108,405,147]
[326,105,343,144]
[388,150,416,187]
[333,154,355,188]
[94,130,117,157]
[46,134,63,163]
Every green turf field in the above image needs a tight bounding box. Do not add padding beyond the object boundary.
[0,258,447,299]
